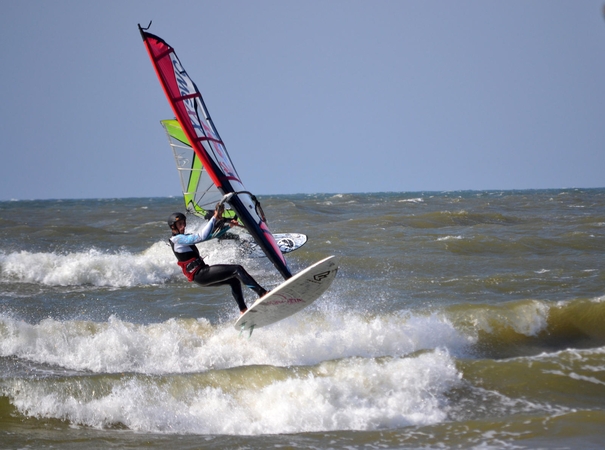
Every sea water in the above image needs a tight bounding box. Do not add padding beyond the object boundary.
[1,189,604,449]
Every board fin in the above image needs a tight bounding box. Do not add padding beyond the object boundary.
[239,322,255,338]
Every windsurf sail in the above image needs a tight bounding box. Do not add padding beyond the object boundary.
[161,119,236,221]
[140,25,292,279]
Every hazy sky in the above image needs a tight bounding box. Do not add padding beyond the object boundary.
[1,1,604,200]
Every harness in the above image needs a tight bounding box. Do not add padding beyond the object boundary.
[168,237,207,282]
[176,257,206,281]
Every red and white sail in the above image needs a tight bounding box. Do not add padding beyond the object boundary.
[139,26,291,279]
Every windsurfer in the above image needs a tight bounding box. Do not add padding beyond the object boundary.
[168,208,267,314]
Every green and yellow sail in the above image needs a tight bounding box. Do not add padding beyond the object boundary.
[161,119,236,220]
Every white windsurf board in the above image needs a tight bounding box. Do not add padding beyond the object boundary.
[242,233,307,258]
[234,255,338,333]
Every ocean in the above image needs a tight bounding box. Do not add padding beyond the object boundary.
[1,189,604,449]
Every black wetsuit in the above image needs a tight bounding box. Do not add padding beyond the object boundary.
[169,217,266,312]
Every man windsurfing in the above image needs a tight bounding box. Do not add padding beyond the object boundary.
[167,205,267,314]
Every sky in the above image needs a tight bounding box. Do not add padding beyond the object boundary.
[1,1,605,200]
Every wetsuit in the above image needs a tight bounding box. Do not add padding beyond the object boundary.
[169,217,266,312]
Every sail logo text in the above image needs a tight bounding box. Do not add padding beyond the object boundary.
[170,54,237,179]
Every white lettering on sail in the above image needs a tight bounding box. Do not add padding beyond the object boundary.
[170,53,238,180]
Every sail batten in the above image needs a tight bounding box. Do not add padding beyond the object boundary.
[141,26,292,279]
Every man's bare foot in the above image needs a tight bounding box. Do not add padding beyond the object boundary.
[240,308,247,315]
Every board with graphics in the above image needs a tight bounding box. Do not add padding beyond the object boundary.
[234,256,338,335]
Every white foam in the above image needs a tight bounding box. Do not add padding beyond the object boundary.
[398,198,424,204]
[0,310,473,374]
[0,244,175,287]
[0,237,258,288]
[2,348,460,434]
[0,295,475,435]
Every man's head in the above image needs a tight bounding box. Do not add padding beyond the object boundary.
[167,212,186,233]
